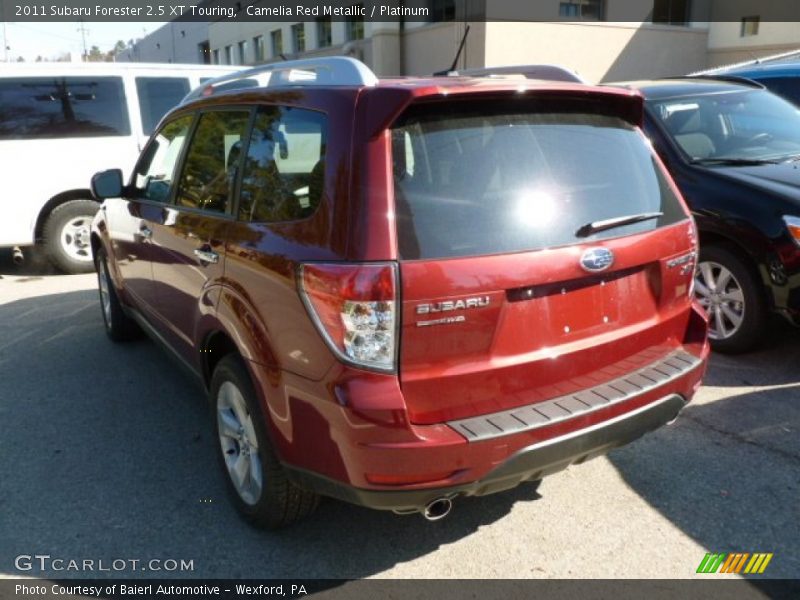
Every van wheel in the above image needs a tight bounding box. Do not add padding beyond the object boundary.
[212,355,319,529]
[43,199,99,274]
[95,248,140,342]
[694,245,766,353]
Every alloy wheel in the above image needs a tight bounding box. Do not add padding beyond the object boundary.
[694,260,745,340]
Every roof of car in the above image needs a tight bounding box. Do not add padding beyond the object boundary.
[722,62,800,77]
[607,77,762,100]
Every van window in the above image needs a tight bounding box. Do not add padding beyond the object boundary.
[133,115,194,203]
[135,77,191,135]
[176,110,250,214]
[0,76,129,140]
[238,106,327,222]
[392,99,685,260]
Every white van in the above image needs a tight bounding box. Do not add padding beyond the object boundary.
[0,62,242,273]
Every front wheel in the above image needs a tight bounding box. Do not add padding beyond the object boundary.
[43,199,99,274]
[694,245,766,353]
[95,248,140,342]
[212,355,319,529]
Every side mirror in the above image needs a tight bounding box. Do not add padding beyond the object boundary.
[91,169,123,200]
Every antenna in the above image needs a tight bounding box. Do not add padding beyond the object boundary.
[450,24,470,73]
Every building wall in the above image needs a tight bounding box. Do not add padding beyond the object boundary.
[484,22,708,83]
[118,22,210,64]
[707,22,800,67]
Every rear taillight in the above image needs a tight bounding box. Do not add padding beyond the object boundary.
[298,263,398,373]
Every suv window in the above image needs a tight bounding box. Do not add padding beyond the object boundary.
[0,76,130,140]
[135,77,191,135]
[238,106,327,222]
[132,115,194,203]
[176,110,251,214]
[392,100,685,260]
[756,76,800,107]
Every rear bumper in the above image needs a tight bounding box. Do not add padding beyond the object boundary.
[285,393,687,512]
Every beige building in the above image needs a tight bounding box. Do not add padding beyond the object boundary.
[120,0,800,84]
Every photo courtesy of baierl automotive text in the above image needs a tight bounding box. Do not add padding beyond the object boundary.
[0,0,798,597]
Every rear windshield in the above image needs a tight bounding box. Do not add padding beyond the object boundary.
[392,99,686,260]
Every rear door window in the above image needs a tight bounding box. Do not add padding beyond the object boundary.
[175,110,251,214]
[135,77,191,135]
[392,99,685,260]
[238,106,327,222]
[0,76,130,140]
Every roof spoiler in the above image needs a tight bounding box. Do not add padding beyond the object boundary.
[438,64,585,84]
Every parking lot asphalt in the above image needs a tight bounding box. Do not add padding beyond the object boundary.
[0,251,798,581]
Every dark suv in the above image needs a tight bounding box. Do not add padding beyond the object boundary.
[611,78,800,352]
[90,58,708,528]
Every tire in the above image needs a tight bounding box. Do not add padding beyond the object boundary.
[211,355,319,529]
[694,245,766,353]
[43,199,99,274]
[95,248,141,342]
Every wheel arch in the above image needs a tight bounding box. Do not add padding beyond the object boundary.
[34,189,98,241]
[201,330,241,389]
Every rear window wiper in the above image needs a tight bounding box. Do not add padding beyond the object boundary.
[575,212,663,238]
[691,157,781,166]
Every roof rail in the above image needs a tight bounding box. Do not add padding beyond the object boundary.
[691,48,800,76]
[443,64,585,84]
[182,56,378,104]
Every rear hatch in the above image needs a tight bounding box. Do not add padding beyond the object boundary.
[392,94,696,424]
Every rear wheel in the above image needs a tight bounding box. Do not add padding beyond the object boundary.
[694,245,766,353]
[43,199,99,274]
[211,355,319,528]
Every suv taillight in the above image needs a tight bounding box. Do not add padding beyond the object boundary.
[299,263,398,373]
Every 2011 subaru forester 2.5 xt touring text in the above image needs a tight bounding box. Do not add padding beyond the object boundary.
[90,58,709,528]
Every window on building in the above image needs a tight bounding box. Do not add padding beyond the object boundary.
[291,24,306,53]
[239,106,328,223]
[238,40,247,64]
[224,45,233,65]
[176,110,251,214]
[212,49,219,64]
[652,0,690,25]
[429,0,456,21]
[271,29,284,57]
[741,16,760,37]
[0,76,130,140]
[253,35,265,62]
[199,41,211,64]
[316,17,332,48]
[558,0,604,20]
[346,5,365,41]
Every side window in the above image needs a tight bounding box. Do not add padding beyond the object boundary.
[239,106,327,222]
[176,110,250,214]
[132,115,193,203]
[0,76,130,140]
[135,77,191,135]
[759,77,800,107]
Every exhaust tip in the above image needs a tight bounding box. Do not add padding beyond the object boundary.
[12,246,24,265]
[422,497,452,521]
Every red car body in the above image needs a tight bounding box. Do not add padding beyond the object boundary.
[91,65,709,523]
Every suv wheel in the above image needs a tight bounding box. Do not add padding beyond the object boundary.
[211,355,319,528]
[43,199,99,274]
[95,248,141,342]
[694,245,766,353]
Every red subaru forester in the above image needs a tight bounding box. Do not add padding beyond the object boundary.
[90,58,709,528]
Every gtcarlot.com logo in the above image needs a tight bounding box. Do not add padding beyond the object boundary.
[697,552,773,575]
[15,554,195,573]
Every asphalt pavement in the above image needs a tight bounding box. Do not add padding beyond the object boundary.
[0,249,798,581]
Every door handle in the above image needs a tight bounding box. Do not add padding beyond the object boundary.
[139,225,153,239]
[194,247,219,264]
